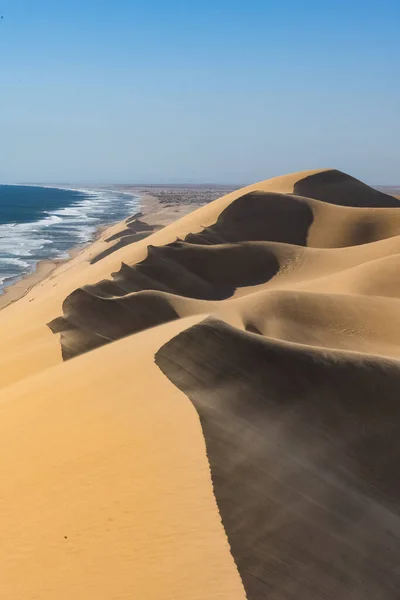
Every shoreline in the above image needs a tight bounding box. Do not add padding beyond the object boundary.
[0,221,111,310]
[0,222,111,310]
[0,191,199,311]
[0,184,142,311]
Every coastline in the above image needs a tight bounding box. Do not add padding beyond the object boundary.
[0,183,144,309]
[0,191,199,311]
[0,226,107,311]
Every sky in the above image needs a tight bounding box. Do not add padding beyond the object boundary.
[0,0,399,184]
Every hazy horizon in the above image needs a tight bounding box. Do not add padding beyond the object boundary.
[1,0,399,185]
[3,179,400,188]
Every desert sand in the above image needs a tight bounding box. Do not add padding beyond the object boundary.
[1,169,400,598]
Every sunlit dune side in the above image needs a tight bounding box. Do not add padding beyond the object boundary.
[1,168,400,598]
[0,317,246,600]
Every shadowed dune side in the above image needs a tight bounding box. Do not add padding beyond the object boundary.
[90,219,163,264]
[49,291,182,360]
[184,191,313,246]
[91,190,314,264]
[89,232,155,264]
[105,218,153,242]
[155,317,400,600]
[49,242,283,359]
[184,189,400,249]
[106,242,283,299]
[293,169,400,207]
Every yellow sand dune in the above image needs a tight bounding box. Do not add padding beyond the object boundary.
[0,317,245,600]
[2,168,400,599]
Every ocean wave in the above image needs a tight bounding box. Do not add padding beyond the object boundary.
[0,221,53,256]
[0,257,31,268]
[0,186,140,294]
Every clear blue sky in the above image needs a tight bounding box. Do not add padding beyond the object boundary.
[0,0,399,184]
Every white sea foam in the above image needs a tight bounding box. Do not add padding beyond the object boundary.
[0,186,140,293]
[0,221,53,256]
[0,257,31,267]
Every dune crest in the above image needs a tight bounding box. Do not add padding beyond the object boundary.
[46,168,400,598]
[156,316,400,599]
[49,169,400,362]
[2,168,400,598]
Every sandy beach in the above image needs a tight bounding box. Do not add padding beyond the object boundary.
[2,169,400,599]
[0,191,202,310]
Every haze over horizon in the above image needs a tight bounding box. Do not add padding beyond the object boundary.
[1,0,399,184]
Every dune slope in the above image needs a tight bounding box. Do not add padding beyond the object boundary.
[156,317,400,599]
[2,168,400,599]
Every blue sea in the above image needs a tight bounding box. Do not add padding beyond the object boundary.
[0,185,140,293]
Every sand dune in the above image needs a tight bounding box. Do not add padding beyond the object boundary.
[156,317,400,599]
[2,168,400,598]
[0,317,246,600]
[49,171,400,361]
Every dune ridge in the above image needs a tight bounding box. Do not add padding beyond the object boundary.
[1,169,400,598]
[156,317,400,599]
[49,171,400,363]
[48,168,400,598]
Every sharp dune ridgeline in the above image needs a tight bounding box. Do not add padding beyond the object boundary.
[2,169,400,598]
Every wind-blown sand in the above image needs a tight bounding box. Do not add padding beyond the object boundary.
[1,169,400,598]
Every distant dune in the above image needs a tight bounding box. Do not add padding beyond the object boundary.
[1,169,400,598]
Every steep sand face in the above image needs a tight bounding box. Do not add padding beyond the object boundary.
[156,319,400,599]
[2,168,400,599]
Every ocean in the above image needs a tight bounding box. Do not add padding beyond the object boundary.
[0,185,140,293]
